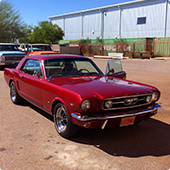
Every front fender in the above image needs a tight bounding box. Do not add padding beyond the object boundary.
[50,97,80,122]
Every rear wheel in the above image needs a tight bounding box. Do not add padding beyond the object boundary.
[53,103,79,138]
[10,81,22,104]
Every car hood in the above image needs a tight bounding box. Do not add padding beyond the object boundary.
[0,51,26,56]
[49,76,156,99]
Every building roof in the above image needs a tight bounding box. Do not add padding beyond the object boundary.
[48,0,158,19]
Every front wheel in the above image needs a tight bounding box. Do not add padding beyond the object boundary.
[10,81,22,104]
[53,103,79,138]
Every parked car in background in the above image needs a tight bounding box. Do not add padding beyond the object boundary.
[0,43,27,67]
[4,55,161,138]
[20,44,60,55]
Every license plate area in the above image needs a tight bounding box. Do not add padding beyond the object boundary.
[120,116,135,127]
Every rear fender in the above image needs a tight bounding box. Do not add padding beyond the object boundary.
[4,68,14,86]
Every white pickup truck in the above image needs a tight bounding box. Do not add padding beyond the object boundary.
[0,43,27,67]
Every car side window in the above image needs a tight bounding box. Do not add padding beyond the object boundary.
[21,59,43,78]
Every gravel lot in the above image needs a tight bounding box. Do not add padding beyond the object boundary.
[0,58,170,170]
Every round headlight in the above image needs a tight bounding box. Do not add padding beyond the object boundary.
[146,95,152,103]
[152,92,159,101]
[105,100,113,109]
[1,56,5,61]
[81,100,91,112]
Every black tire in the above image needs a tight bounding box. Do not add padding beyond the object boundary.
[10,81,22,104]
[53,103,79,138]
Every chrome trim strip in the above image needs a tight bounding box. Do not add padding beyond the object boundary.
[104,93,153,100]
[101,120,108,129]
[71,104,161,121]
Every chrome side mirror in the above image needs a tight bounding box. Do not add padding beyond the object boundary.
[105,59,123,75]
[108,68,115,74]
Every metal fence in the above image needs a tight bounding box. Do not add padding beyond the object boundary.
[154,39,170,57]
[80,39,170,58]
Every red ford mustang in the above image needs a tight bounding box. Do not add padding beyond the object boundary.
[4,55,161,138]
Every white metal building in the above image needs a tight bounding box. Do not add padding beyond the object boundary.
[48,0,170,40]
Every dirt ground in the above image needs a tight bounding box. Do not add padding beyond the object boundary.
[0,58,170,170]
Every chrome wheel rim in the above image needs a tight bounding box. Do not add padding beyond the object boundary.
[55,106,68,133]
[10,84,16,102]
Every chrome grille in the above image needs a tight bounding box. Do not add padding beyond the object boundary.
[103,94,152,110]
[3,55,25,60]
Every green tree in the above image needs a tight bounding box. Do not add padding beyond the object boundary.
[28,21,64,44]
[79,37,91,44]
[19,24,34,43]
[0,0,26,42]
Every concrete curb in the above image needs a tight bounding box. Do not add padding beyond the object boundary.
[151,57,170,60]
[93,55,129,59]
[93,55,170,60]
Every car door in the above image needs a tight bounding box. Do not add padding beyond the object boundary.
[18,59,44,108]
[105,59,127,79]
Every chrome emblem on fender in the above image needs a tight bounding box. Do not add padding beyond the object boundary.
[124,98,138,106]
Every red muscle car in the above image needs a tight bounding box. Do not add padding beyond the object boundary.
[4,55,161,138]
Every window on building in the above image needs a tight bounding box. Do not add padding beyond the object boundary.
[137,17,146,25]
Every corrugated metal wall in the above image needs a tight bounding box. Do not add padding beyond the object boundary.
[83,11,101,39]
[50,0,169,40]
[52,18,64,31]
[65,15,82,40]
[121,0,165,38]
[103,8,120,39]
[166,0,170,36]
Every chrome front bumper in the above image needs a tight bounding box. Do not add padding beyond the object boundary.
[71,104,161,121]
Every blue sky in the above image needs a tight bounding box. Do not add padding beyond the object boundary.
[7,0,130,26]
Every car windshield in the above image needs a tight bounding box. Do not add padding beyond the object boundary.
[28,45,52,51]
[44,58,103,78]
[0,45,19,51]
